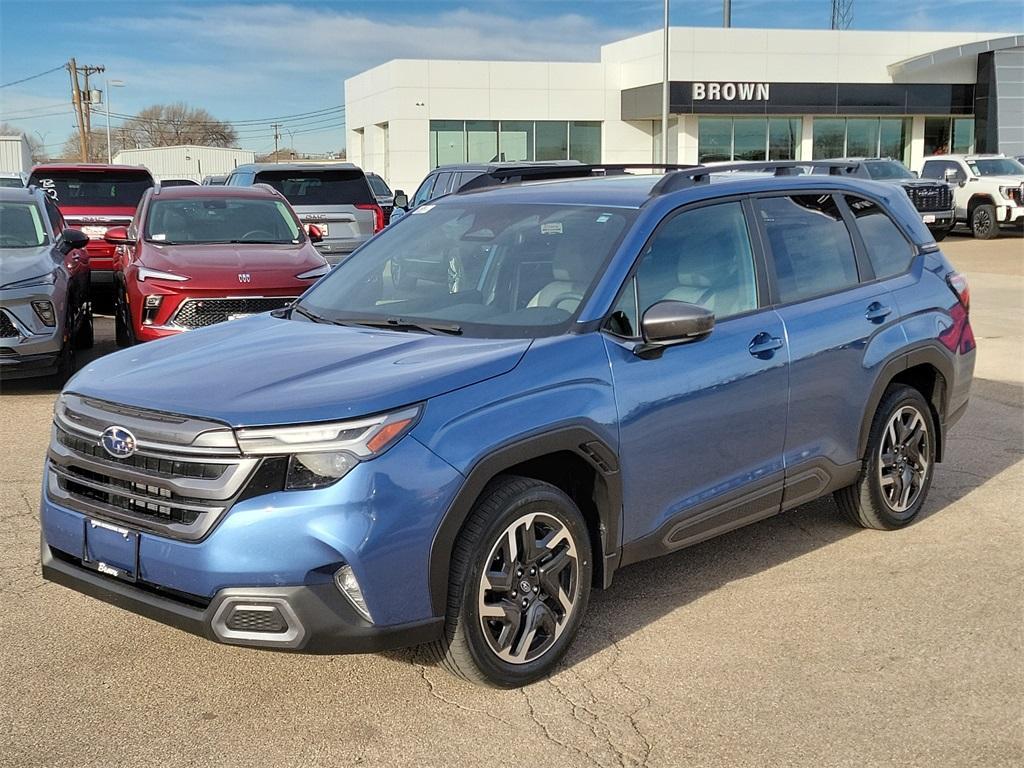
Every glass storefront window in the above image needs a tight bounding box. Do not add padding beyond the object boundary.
[878,119,908,163]
[952,118,975,154]
[430,120,465,167]
[698,118,733,163]
[924,117,974,156]
[768,118,801,161]
[499,121,533,162]
[536,121,569,161]
[569,122,601,164]
[466,120,498,163]
[733,118,767,161]
[845,119,880,157]
[812,119,846,159]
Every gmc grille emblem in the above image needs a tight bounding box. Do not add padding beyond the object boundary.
[238,273,251,283]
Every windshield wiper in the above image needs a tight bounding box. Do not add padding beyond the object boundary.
[291,305,329,324]
[334,316,463,336]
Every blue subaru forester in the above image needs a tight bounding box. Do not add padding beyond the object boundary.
[41,162,975,687]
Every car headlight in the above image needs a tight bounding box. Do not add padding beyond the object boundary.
[0,270,57,290]
[235,406,421,490]
[137,266,189,282]
[998,186,1022,203]
[296,263,331,280]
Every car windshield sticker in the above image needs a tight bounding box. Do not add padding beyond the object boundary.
[540,222,563,235]
[411,204,435,215]
[151,233,167,241]
[596,214,611,223]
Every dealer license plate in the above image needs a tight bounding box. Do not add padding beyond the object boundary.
[922,214,936,224]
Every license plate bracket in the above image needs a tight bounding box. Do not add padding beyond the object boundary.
[83,518,139,582]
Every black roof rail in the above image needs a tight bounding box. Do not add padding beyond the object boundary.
[651,160,867,195]
[457,163,697,193]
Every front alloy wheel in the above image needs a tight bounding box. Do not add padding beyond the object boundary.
[477,512,580,664]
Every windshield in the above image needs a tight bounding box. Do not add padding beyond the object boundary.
[0,202,47,248]
[865,161,913,180]
[967,158,1024,176]
[297,201,635,338]
[144,197,302,244]
[0,177,24,189]
[254,169,374,206]
[367,175,391,196]
[28,170,152,207]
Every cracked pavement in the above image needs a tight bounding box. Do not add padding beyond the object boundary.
[1,234,1021,768]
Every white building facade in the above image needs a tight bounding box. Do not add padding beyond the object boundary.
[112,145,256,182]
[345,27,1023,195]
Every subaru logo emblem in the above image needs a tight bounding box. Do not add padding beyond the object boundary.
[238,273,251,283]
[100,426,137,459]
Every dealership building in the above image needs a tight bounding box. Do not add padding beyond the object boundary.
[345,27,1023,194]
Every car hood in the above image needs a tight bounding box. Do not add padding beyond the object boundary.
[895,178,952,189]
[68,313,531,427]
[975,175,1024,185]
[143,242,322,273]
[0,246,54,289]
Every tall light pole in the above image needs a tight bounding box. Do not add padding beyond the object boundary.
[105,78,125,163]
[661,0,670,163]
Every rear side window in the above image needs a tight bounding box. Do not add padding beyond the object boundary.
[845,196,915,279]
[28,170,153,207]
[253,169,373,206]
[431,172,454,199]
[757,194,859,303]
[366,175,390,196]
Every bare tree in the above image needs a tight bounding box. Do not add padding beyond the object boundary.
[119,103,238,149]
[57,128,109,162]
[0,122,46,162]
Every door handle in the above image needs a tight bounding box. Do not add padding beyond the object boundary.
[748,332,784,358]
[865,302,893,323]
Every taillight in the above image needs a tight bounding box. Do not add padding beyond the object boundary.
[356,203,385,233]
[947,272,970,310]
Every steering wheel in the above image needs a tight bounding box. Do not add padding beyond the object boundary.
[240,229,276,241]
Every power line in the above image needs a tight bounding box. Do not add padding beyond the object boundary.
[105,104,345,128]
[0,64,65,89]
[0,108,75,122]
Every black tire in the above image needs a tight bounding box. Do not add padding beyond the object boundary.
[971,203,999,240]
[928,226,950,243]
[72,298,94,350]
[114,290,134,348]
[836,384,937,530]
[50,321,76,387]
[427,475,592,687]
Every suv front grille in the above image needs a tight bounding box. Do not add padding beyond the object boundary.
[48,396,259,541]
[0,310,20,339]
[906,185,953,212]
[171,297,296,329]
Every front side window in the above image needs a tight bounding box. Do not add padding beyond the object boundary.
[612,201,758,336]
[921,160,962,182]
[144,197,301,245]
[253,170,373,206]
[757,194,859,303]
[0,202,48,248]
[411,175,437,207]
[845,195,914,279]
[297,202,635,338]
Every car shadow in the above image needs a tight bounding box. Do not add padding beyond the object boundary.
[407,376,1023,675]
[0,315,117,396]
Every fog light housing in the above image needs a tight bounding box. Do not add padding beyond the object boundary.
[31,300,56,327]
[142,295,163,325]
[334,564,372,622]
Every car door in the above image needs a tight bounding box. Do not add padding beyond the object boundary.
[606,198,790,558]
[753,192,900,504]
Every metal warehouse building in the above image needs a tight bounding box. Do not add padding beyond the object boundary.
[345,27,1024,195]
[111,145,256,183]
[0,134,33,173]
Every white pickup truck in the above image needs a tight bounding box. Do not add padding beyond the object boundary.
[919,154,1024,239]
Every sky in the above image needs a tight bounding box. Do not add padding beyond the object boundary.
[1,0,1020,156]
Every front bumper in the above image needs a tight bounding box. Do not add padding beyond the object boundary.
[922,209,955,227]
[998,204,1024,224]
[41,542,443,652]
[1,292,64,378]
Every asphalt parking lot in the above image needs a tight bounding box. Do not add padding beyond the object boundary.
[1,232,1021,768]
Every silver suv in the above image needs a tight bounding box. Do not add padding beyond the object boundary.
[225,163,382,263]
[0,186,92,381]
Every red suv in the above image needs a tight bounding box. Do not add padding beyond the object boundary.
[104,185,329,345]
[27,164,154,290]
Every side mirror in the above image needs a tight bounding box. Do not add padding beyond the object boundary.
[393,190,409,210]
[911,170,919,178]
[943,168,961,185]
[636,301,714,358]
[60,228,90,253]
[104,226,135,245]
[307,224,324,243]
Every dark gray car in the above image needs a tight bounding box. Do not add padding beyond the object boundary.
[225,163,382,264]
[0,187,92,380]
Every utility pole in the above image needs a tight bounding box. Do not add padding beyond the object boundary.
[66,60,105,161]
[831,0,853,29]
[271,123,282,162]
[723,0,731,27]
[660,0,669,164]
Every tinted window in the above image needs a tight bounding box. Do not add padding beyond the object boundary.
[625,201,758,328]
[144,197,301,244]
[0,177,24,188]
[29,170,153,207]
[253,169,373,206]
[431,172,454,199]
[757,194,859,303]
[44,198,64,234]
[366,175,391,196]
[411,175,437,207]
[865,161,913,180]
[0,202,48,247]
[845,196,914,279]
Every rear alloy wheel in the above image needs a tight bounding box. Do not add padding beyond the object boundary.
[971,204,998,240]
[836,384,936,530]
[428,476,592,687]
